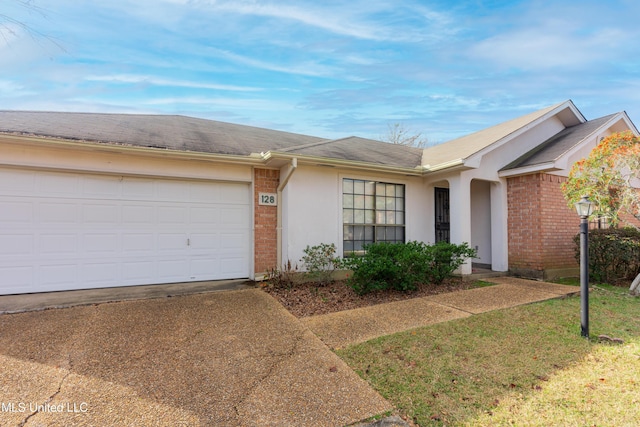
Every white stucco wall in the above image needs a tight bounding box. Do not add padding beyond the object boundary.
[470,180,491,265]
[281,165,430,266]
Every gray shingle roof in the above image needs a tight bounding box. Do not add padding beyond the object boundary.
[0,110,424,169]
[0,111,325,156]
[279,136,423,169]
[501,114,617,171]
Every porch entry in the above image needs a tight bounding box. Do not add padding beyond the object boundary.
[434,187,450,243]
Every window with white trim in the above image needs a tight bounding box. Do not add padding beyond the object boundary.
[342,178,405,254]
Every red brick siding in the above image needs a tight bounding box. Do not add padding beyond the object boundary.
[254,168,279,275]
[538,174,580,269]
[507,173,580,274]
[507,174,543,271]
[620,205,640,228]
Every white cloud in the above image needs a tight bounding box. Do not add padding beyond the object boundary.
[0,79,35,97]
[470,24,626,71]
[205,47,340,77]
[141,95,293,111]
[201,1,390,41]
[85,74,262,92]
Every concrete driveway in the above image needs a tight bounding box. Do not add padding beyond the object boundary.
[0,288,391,426]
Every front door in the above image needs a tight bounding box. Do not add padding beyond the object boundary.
[434,187,450,243]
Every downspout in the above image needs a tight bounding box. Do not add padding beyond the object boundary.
[276,158,297,268]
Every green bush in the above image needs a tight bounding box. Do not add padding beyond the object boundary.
[301,243,340,286]
[342,241,477,295]
[574,227,640,283]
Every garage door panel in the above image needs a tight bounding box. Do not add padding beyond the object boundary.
[189,181,220,202]
[158,258,190,280]
[40,234,78,254]
[191,207,219,225]
[219,184,249,204]
[158,233,188,251]
[190,257,219,278]
[0,168,35,191]
[190,233,220,250]
[158,206,188,224]
[39,202,79,224]
[122,233,156,253]
[0,168,251,294]
[40,172,81,197]
[0,234,33,255]
[122,260,156,282]
[39,264,77,286]
[220,232,246,250]
[157,180,191,202]
[221,207,248,226]
[83,233,120,253]
[0,265,34,289]
[82,262,120,285]
[82,174,123,199]
[220,256,245,276]
[122,205,156,225]
[1,201,34,223]
[122,177,155,197]
[83,203,120,224]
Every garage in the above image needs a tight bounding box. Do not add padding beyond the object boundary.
[0,167,251,295]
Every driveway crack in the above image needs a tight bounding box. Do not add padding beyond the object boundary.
[19,354,73,427]
[232,330,306,419]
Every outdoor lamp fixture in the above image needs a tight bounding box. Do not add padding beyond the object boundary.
[574,195,594,338]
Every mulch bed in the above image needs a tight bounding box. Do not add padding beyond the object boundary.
[261,278,475,318]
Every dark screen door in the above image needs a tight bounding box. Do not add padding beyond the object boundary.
[435,187,450,243]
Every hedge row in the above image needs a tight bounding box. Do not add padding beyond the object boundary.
[574,227,640,283]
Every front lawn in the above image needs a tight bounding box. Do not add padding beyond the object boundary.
[337,284,640,426]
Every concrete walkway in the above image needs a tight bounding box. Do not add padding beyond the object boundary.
[303,277,579,349]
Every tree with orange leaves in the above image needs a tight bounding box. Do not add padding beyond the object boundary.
[562,131,640,227]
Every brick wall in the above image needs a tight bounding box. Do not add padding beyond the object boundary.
[254,168,279,275]
[507,174,543,273]
[538,174,581,269]
[507,173,580,278]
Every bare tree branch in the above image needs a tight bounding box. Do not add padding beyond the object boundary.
[380,122,429,148]
[1,0,65,52]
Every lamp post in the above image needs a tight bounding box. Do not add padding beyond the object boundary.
[574,195,593,338]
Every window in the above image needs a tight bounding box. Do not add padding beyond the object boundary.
[342,178,405,254]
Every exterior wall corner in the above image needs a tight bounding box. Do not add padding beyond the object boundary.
[254,168,280,276]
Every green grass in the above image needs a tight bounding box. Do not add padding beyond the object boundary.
[469,280,497,288]
[336,284,640,426]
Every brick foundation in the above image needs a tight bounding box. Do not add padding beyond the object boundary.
[507,173,580,279]
[254,168,279,276]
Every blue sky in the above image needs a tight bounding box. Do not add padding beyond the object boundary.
[2,0,640,143]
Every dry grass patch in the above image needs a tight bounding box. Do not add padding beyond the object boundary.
[469,339,640,426]
[337,284,640,426]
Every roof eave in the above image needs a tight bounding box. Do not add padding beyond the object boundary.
[0,133,266,166]
[499,162,557,178]
[423,158,466,172]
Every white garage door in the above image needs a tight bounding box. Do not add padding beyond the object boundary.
[0,167,251,295]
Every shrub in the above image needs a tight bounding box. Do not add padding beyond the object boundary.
[301,243,340,286]
[574,227,640,283]
[343,241,477,295]
[265,260,298,289]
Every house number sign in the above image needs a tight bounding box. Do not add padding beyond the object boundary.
[259,192,277,206]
